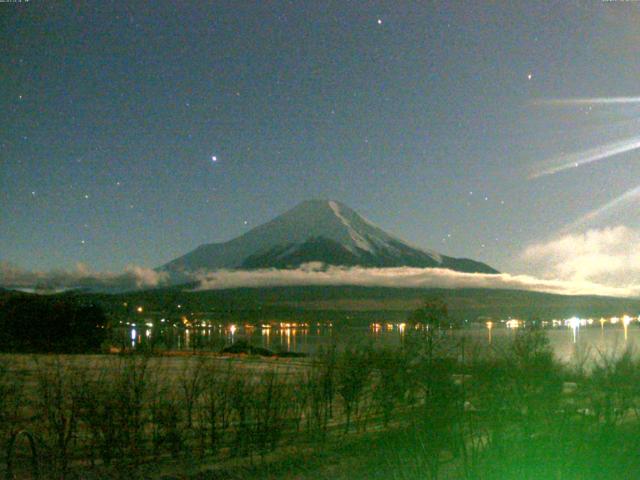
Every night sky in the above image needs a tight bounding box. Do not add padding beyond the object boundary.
[3,1,640,285]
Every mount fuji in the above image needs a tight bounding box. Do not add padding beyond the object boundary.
[160,200,498,275]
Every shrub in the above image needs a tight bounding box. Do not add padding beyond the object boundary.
[0,296,106,353]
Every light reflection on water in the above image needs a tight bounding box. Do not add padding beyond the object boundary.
[119,322,640,363]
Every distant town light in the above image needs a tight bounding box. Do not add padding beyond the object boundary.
[567,317,580,344]
[136,306,143,313]
[506,319,520,329]
[568,317,580,329]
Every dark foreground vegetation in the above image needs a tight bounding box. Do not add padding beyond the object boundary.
[1,328,640,479]
[0,295,106,353]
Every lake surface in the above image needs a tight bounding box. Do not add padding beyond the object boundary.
[120,320,640,364]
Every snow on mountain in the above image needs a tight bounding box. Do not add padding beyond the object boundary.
[159,200,498,275]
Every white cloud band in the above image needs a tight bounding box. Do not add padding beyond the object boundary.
[192,262,639,297]
[522,225,640,294]
[4,232,640,300]
[0,262,168,292]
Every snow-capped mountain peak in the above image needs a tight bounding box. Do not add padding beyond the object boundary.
[160,199,497,274]
[327,200,373,253]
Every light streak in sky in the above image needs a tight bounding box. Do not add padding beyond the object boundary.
[531,96,640,230]
[530,134,640,179]
[532,97,640,106]
[565,184,640,231]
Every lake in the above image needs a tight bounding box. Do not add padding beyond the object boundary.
[120,319,640,364]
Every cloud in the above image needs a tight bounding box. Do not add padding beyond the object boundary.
[0,262,169,291]
[5,236,640,298]
[522,225,640,293]
[192,261,639,298]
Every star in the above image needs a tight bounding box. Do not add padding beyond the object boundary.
[527,72,533,80]
[377,18,382,25]
[211,155,217,163]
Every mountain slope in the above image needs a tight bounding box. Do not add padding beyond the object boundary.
[160,200,498,274]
